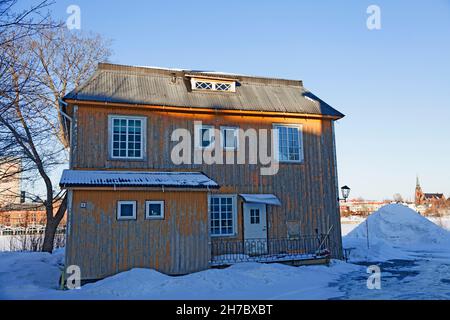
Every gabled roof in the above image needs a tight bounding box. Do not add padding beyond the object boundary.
[59,170,219,189]
[423,193,445,199]
[64,63,344,119]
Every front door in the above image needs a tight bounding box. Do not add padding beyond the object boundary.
[243,203,267,255]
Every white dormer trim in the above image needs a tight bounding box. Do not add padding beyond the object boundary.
[190,77,236,93]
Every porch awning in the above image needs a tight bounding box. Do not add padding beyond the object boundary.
[239,194,281,206]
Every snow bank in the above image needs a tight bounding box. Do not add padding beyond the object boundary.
[343,204,450,262]
[60,260,360,300]
[0,249,361,300]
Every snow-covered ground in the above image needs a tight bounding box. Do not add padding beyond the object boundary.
[1,204,450,300]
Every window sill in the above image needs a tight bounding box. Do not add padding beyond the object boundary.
[108,157,146,162]
[210,233,238,238]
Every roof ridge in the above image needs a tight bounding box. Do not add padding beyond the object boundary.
[97,62,303,86]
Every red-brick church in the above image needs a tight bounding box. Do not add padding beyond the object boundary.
[415,177,447,208]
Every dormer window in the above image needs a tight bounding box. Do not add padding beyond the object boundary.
[195,81,213,90]
[190,77,236,92]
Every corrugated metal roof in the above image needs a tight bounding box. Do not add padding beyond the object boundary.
[64,63,344,118]
[59,170,219,189]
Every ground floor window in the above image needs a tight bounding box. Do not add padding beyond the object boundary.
[209,195,237,236]
[117,200,137,220]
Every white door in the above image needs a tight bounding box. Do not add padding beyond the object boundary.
[243,203,267,255]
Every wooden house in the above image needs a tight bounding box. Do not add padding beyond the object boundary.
[60,63,345,281]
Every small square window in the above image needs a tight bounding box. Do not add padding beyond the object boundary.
[145,201,164,219]
[221,127,238,150]
[117,201,137,220]
[197,125,215,149]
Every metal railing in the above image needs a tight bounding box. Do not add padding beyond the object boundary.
[210,234,331,266]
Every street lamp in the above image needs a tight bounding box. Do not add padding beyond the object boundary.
[341,185,351,202]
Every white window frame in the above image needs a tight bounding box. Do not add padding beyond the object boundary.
[220,126,239,150]
[108,115,147,160]
[208,194,237,237]
[273,123,304,163]
[117,200,137,220]
[190,78,236,92]
[145,200,165,220]
[195,124,215,150]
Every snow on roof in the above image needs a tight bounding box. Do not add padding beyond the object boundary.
[59,170,219,189]
[239,194,281,206]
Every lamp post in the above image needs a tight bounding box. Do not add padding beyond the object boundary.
[340,185,351,202]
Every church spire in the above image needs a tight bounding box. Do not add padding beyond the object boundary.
[416,175,420,187]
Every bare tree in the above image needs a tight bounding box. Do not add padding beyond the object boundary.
[393,193,404,203]
[0,0,56,46]
[0,2,111,252]
[30,28,111,147]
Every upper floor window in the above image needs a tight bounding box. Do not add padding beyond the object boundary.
[220,126,239,150]
[109,115,146,160]
[190,77,236,92]
[196,124,215,149]
[273,124,304,163]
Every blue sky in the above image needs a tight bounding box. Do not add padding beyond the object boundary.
[44,0,450,200]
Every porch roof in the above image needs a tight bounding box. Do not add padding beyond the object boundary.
[239,194,281,206]
[59,170,219,189]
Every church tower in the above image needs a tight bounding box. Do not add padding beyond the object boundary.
[415,176,424,205]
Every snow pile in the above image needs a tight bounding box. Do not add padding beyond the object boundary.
[0,248,64,299]
[343,204,450,262]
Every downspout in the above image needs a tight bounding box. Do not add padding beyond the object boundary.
[59,98,72,122]
[58,99,72,146]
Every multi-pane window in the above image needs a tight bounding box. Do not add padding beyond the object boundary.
[215,83,231,91]
[210,196,236,236]
[274,124,303,162]
[221,127,238,150]
[191,78,236,92]
[250,209,260,224]
[195,81,213,90]
[110,116,145,159]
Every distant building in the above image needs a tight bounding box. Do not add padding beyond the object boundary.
[414,177,446,209]
[340,199,389,216]
[0,161,21,208]
[0,203,67,235]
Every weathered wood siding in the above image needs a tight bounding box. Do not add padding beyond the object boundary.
[70,104,343,259]
[66,189,209,279]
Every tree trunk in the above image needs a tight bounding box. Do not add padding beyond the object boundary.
[42,194,67,253]
[42,217,57,253]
